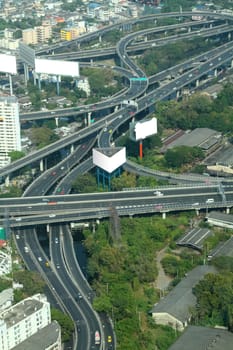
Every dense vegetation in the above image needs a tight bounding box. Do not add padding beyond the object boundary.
[83,214,195,349]
[156,84,233,133]
[192,257,233,330]
[137,38,217,76]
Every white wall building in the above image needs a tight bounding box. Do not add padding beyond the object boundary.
[76,76,90,96]
[0,251,12,276]
[0,96,21,168]
[0,294,51,350]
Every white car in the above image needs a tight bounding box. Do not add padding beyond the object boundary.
[154,191,164,197]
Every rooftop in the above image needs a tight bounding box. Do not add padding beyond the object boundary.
[168,325,233,350]
[176,227,213,251]
[0,294,47,328]
[151,265,216,322]
[208,235,233,259]
[207,211,233,224]
[166,128,221,150]
[13,321,61,350]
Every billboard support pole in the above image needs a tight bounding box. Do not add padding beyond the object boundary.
[23,63,28,86]
[8,75,13,96]
[38,74,41,90]
[56,75,60,95]
[139,140,143,159]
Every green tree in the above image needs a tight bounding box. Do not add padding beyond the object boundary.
[51,308,74,343]
[72,173,97,193]
[30,126,59,148]
[9,150,25,162]
[111,172,137,191]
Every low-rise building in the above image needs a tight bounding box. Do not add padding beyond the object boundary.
[0,289,13,312]
[150,265,216,331]
[162,128,222,154]
[0,250,11,276]
[0,294,61,350]
[168,325,233,350]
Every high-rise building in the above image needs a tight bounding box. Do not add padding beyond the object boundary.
[0,96,21,168]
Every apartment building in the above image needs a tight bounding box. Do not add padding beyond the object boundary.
[60,25,86,41]
[0,294,61,350]
[0,96,21,168]
[22,25,52,45]
[22,28,38,45]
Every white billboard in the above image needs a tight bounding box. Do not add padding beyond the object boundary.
[0,54,17,74]
[130,117,157,141]
[35,58,79,77]
[93,147,126,173]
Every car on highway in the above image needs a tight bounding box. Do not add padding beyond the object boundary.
[38,257,42,262]
[49,214,56,218]
[206,198,214,203]
[16,234,20,239]
[154,191,163,197]
[108,335,112,343]
[15,217,22,221]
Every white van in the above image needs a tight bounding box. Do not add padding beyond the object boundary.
[206,198,214,204]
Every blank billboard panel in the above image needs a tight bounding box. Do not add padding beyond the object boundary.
[19,42,35,67]
[0,54,17,74]
[35,58,79,77]
[131,117,157,141]
[93,147,126,173]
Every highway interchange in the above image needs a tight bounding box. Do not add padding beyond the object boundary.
[2,10,233,350]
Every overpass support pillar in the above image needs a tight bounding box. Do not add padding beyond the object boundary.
[214,69,217,77]
[5,176,9,187]
[70,144,74,153]
[195,209,199,216]
[176,90,180,99]
[188,26,191,33]
[77,43,80,49]
[40,159,44,172]
[196,79,199,87]
[209,23,213,29]
[24,63,29,86]
[162,212,166,219]
[228,32,232,40]
[99,35,102,43]
[55,117,59,127]
[46,224,50,233]
[114,105,118,112]
[144,36,148,42]
[226,207,230,214]
[87,112,91,126]
[90,59,93,66]
[231,59,233,68]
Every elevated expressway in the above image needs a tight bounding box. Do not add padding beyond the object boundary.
[19,20,233,122]
[3,25,233,181]
[3,14,233,349]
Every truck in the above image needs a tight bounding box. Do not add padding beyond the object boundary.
[95,331,100,345]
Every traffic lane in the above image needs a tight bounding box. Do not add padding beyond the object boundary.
[50,225,101,350]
